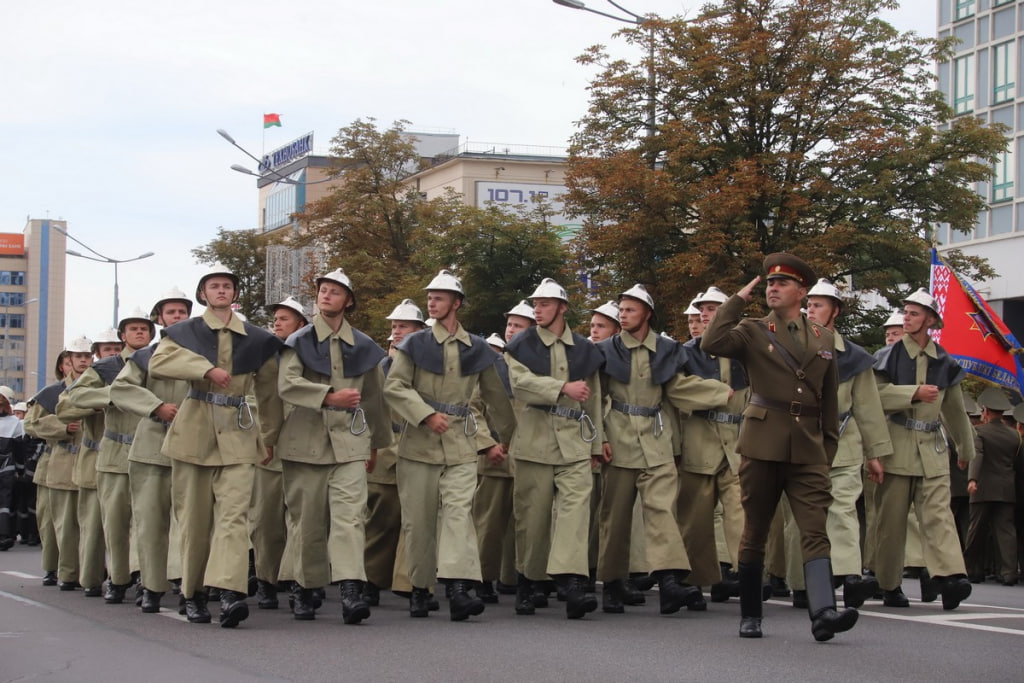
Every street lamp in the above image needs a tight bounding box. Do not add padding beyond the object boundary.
[53,227,154,328]
[217,129,340,185]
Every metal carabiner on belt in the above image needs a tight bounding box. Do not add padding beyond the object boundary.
[349,406,368,435]
[237,400,255,430]
[464,410,479,437]
[652,410,664,439]
[579,412,597,443]
[934,424,948,454]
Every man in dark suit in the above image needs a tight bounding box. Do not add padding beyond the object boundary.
[702,253,858,642]
[965,387,1019,585]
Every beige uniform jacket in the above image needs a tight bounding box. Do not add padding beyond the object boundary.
[701,294,839,466]
[874,335,975,478]
[507,325,604,465]
[678,348,748,475]
[384,323,515,466]
[833,334,893,468]
[602,330,730,470]
[56,385,104,489]
[149,309,283,466]
[109,343,190,468]
[277,316,391,464]
[25,395,78,490]
[66,348,142,475]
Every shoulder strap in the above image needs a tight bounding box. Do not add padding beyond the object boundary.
[753,320,819,395]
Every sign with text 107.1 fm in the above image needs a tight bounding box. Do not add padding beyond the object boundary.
[475,181,580,241]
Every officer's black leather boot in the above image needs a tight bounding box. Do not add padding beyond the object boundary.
[185,591,211,624]
[738,562,764,638]
[218,589,249,628]
[515,573,535,615]
[449,579,485,621]
[340,580,371,624]
[657,570,704,615]
[804,558,858,642]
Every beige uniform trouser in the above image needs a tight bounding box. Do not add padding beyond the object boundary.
[676,467,743,586]
[398,458,480,588]
[250,467,287,584]
[283,460,367,587]
[130,461,180,592]
[873,473,966,590]
[97,471,133,585]
[473,475,515,583]
[36,485,58,573]
[588,471,601,569]
[365,481,402,589]
[77,487,106,590]
[172,460,254,598]
[49,489,79,583]
[515,458,591,580]
[598,462,689,582]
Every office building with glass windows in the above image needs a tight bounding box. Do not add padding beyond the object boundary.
[936,0,1024,332]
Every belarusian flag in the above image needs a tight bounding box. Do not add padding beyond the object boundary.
[263,113,282,129]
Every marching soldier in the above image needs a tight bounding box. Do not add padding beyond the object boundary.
[702,253,858,641]
[685,295,704,341]
[384,270,515,621]
[149,264,283,628]
[872,288,975,610]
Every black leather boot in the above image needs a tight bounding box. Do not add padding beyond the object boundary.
[291,585,317,620]
[42,570,58,586]
[657,570,704,615]
[219,589,250,628]
[602,579,626,614]
[256,579,279,610]
[630,572,656,591]
[938,574,971,611]
[711,563,740,602]
[185,591,211,624]
[340,580,371,624]
[476,580,498,604]
[768,573,790,597]
[561,574,597,619]
[792,589,808,608]
[804,558,858,642]
[621,577,646,605]
[140,589,164,613]
[361,581,380,607]
[920,569,939,603]
[515,574,535,615]
[104,581,129,604]
[247,549,258,597]
[409,587,431,618]
[738,562,764,638]
[842,574,879,609]
[449,580,485,621]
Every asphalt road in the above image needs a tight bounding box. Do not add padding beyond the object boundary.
[1,542,1022,682]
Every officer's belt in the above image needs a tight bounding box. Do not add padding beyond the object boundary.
[424,399,471,418]
[187,389,246,407]
[103,429,134,445]
[889,413,941,433]
[57,441,80,455]
[691,409,743,425]
[748,393,821,418]
[529,404,586,420]
[391,422,403,434]
[610,400,661,418]
[82,437,101,451]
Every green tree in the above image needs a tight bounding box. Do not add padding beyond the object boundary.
[191,227,284,327]
[566,0,1005,338]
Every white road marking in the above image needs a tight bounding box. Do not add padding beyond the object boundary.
[0,590,53,610]
[2,571,41,579]
[156,609,189,622]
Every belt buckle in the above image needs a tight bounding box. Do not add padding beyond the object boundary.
[706,410,718,422]
[790,401,802,416]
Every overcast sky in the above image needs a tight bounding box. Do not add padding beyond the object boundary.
[3,0,934,340]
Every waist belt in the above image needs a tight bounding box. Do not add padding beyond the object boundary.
[691,409,743,425]
[424,399,477,436]
[150,415,171,427]
[83,437,101,451]
[57,441,80,455]
[749,393,821,418]
[324,404,368,435]
[610,400,663,437]
[889,413,941,433]
[529,404,598,443]
[187,389,245,407]
[103,430,134,445]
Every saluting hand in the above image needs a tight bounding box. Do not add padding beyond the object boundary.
[737,276,761,302]
[205,367,232,388]
[561,380,590,402]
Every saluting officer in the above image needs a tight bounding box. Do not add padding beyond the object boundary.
[702,253,858,642]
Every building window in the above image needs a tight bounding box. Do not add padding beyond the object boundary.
[265,184,298,231]
[994,0,1013,6]
[0,292,24,306]
[955,0,975,20]
[0,272,25,286]
[993,42,1015,104]
[993,150,1014,203]
[954,55,975,115]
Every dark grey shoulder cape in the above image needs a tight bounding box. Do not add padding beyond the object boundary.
[285,324,386,378]
[164,317,283,375]
[396,328,496,377]
[598,334,689,386]
[91,354,126,386]
[873,340,965,389]
[505,326,603,381]
[837,339,875,384]
[682,337,749,391]
[29,381,66,414]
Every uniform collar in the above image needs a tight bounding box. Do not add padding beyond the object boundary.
[203,307,246,335]
[537,323,574,347]
[833,331,846,352]
[902,334,938,359]
[313,314,353,345]
[620,329,657,352]
[432,320,471,346]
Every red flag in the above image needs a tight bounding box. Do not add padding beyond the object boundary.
[930,248,1024,396]
[263,113,282,129]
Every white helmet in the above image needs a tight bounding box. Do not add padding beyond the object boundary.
[13,401,27,413]
[65,335,93,353]
[505,299,536,321]
[118,306,156,336]
[694,286,729,306]
[92,328,122,348]
[806,278,843,303]
[486,333,506,350]
[903,288,942,328]
[425,317,436,327]
[315,268,356,310]
[267,295,308,322]
[529,277,568,303]
[196,263,240,305]
[386,298,425,323]
[659,331,675,341]
[0,385,14,402]
[619,283,655,310]
[150,286,193,322]
[882,310,904,328]
[684,296,701,316]
[424,269,464,297]
[591,300,621,323]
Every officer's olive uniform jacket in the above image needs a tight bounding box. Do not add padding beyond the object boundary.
[56,377,105,490]
[109,339,190,468]
[678,338,748,475]
[149,309,283,465]
[701,294,840,465]
[277,315,391,464]
[25,383,77,490]
[833,333,893,468]
[507,325,604,464]
[969,420,1019,503]
[601,330,730,469]
[873,335,975,478]
[384,323,515,466]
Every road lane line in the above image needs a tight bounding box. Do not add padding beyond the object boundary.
[0,590,53,610]
[1,571,41,579]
